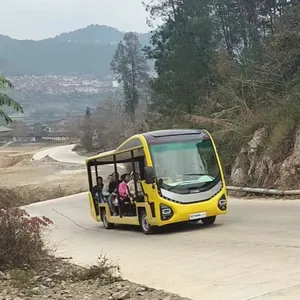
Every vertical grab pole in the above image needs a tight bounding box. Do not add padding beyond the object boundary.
[88,161,98,217]
[94,160,101,213]
[94,160,99,184]
[87,162,93,192]
[131,150,138,198]
[113,155,122,217]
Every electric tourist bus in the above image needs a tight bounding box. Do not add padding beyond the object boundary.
[85,129,227,234]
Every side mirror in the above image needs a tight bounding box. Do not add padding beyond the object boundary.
[144,166,155,184]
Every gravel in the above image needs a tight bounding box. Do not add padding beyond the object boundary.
[0,257,191,300]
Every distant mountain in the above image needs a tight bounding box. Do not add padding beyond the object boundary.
[0,25,152,78]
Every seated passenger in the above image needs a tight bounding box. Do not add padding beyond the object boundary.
[103,175,113,197]
[118,173,131,201]
[118,173,133,216]
[107,172,119,216]
[98,176,104,189]
[127,171,142,196]
[108,172,119,194]
[92,176,104,203]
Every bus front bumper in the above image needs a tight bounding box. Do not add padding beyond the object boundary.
[155,192,227,226]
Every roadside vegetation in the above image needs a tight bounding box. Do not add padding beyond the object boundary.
[75,1,300,189]
[0,185,86,207]
[142,1,300,176]
[0,192,187,300]
[0,74,139,300]
[76,31,151,155]
[0,188,123,298]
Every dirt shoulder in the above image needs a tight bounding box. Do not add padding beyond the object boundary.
[0,257,190,300]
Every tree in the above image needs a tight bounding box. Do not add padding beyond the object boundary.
[111,32,149,121]
[143,0,300,188]
[143,0,299,117]
[0,74,23,124]
[213,0,298,57]
[144,0,217,114]
[79,106,95,153]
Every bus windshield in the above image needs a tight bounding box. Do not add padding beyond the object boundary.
[149,138,220,193]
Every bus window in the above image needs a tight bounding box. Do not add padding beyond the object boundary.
[149,138,220,192]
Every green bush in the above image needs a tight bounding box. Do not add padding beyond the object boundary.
[0,200,52,270]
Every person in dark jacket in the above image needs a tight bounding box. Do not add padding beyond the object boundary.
[108,172,119,193]
[92,176,104,203]
[107,172,120,215]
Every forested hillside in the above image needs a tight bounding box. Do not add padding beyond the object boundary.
[0,25,151,78]
[144,0,300,188]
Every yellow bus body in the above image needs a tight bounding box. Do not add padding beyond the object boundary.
[86,129,227,234]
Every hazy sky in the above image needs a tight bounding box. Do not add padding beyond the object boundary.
[1,0,153,40]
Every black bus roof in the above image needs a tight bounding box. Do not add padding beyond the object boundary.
[85,129,208,165]
[142,129,204,141]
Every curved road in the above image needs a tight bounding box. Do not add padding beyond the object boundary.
[32,144,87,164]
[24,145,300,300]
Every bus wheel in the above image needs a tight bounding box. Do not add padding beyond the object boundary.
[101,209,115,230]
[139,210,155,235]
[201,216,216,226]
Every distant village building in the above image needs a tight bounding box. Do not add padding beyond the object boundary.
[8,74,115,94]
[41,132,69,141]
[0,119,76,143]
[42,119,70,141]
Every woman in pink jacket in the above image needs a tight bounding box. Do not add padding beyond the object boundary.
[118,173,132,216]
[118,173,131,201]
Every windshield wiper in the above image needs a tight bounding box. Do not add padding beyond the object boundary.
[182,173,209,176]
[162,174,213,192]
[165,182,183,192]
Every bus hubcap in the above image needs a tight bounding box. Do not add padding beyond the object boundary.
[103,212,108,227]
[142,214,149,232]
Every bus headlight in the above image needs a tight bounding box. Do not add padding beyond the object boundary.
[218,196,227,211]
[160,204,173,221]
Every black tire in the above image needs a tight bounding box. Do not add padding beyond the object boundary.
[139,210,155,235]
[101,209,115,230]
[201,216,216,226]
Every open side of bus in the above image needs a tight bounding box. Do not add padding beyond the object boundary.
[85,129,228,235]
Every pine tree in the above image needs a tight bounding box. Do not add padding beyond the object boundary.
[111,32,149,122]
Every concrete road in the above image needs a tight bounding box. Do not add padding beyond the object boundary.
[24,195,300,300]
[32,144,87,164]
[32,144,124,171]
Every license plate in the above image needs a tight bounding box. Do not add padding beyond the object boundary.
[190,212,207,220]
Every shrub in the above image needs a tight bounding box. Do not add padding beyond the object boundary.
[73,254,121,283]
[0,188,22,208]
[0,204,53,270]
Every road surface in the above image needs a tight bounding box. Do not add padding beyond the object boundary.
[26,145,300,299]
[24,194,300,300]
[32,144,124,171]
[32,144,87,164]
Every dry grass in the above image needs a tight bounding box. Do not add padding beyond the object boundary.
[0,154,32,168]
[0,186,86,207]
[73,254,121,283]
[8,254,122,287]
